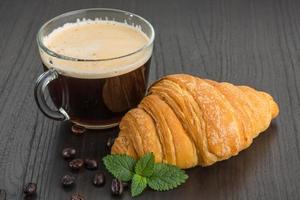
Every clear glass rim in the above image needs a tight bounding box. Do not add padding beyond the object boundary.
[36,8,155,62]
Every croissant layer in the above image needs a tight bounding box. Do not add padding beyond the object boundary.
[112,74,279,168]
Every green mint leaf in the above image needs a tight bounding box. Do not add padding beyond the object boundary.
[131,174,147,197]
[103,154,136,181]
[147,163,188,191]
[134,152,155,177]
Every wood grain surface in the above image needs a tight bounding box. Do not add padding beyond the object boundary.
[0,0,299,199]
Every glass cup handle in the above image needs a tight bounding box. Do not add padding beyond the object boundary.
[34,68,70,121]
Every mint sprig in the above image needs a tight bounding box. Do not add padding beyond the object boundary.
[103,153,188,197]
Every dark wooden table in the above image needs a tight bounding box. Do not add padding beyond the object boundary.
[0,0,299,199]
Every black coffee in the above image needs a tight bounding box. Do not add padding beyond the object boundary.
[43,59,150,127]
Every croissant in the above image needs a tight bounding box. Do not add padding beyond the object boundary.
[111,74,279,169]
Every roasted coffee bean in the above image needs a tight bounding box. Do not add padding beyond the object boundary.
[62,148,76,159]
[71,124,86,136]
[122,181,129,189]
[105,137,115,152]
[70,193,85,200]
[106,137,115,148]
[69,159,84,170]
[23,183,37,196]
[61,175,75,187]
[23,194,37,200]
[84,159,98,170]
[0,189,6,200]
[92,173,105,187]
[111,179,123,196]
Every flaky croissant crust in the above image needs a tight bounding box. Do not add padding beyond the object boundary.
[112,74,279,168]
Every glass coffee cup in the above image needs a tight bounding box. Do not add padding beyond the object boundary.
[34,8,155,129]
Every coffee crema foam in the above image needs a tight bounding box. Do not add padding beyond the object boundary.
[40,19,152,79]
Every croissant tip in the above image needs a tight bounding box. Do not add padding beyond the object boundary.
[271,101,280,119]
